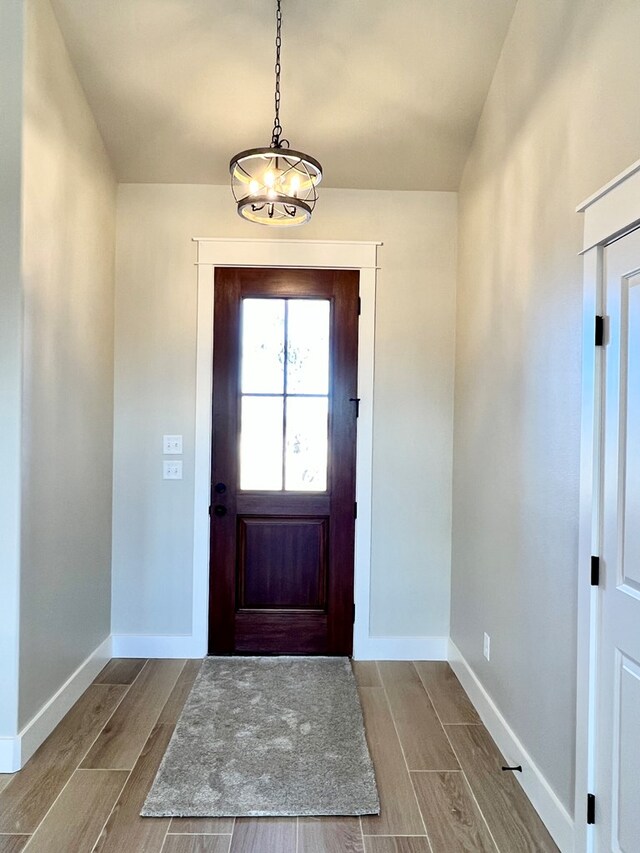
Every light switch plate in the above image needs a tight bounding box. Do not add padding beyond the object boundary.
[163,461,183,480]
[163,434,183,454]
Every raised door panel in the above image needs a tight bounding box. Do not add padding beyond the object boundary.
[621,276,640,593]
[615,653,640,851]
[237,517,328,610]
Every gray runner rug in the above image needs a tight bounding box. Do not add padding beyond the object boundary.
[141,656,379,817]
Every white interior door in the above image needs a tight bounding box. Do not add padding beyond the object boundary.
[598,227,640,852]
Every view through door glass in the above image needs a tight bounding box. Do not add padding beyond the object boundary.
[209,268,359,655]
[239,298,330,492]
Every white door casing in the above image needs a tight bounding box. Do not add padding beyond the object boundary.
[191,239,382,661]
[576,159,640,853]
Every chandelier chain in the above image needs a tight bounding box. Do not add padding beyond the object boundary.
[229,0,321,224]
[271,0,286,148]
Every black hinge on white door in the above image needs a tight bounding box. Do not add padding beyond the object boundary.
[595,315,605,346]
[358,296,362,316]
[591,556,600,586]
[587,793,596,825]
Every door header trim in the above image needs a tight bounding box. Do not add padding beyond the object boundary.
[577,157,640,252]
[194,238,381,270]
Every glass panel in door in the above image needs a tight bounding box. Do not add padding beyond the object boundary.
[239,297,330,492]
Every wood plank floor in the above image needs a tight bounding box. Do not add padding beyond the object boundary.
[0,659,559,853]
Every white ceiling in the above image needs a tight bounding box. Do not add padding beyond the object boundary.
[50,0,517,190]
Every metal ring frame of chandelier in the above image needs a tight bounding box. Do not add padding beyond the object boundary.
[228,0,323,226]
[230,146,322,226]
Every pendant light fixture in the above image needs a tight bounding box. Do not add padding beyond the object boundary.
[229,0,322,226]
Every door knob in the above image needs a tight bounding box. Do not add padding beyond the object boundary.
[213,505,227,517]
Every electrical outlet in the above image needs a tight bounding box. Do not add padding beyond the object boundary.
[163,434,183,454]
[163,461,183,480]
[483,632,491,661]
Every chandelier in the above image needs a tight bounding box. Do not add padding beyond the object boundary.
[229,0,322,226]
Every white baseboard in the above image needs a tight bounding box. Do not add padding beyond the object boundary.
[113,632,444,661]
[111,633,205,658]
[448,640,575,853]
[0,737,20,774]
[354,635,448,661]
[0,635,112,773]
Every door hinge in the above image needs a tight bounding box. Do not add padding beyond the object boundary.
[591,555,600,586]
[354,501,358,519]
[349,397,361,417]
[352,603,356,623]
[587,793,596,825]
[357,296,362,316]
[595,315,604,346]
[208,505,212,517]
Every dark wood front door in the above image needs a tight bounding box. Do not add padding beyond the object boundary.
[209,267,359,655]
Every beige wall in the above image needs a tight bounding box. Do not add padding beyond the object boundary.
[18,0,117,728]
[0,0,24,739]
[112,185,457,641]
[452,0,640,812]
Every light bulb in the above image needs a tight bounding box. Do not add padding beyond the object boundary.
[268,189,276,200]
[264,170,275,188]
[249,180,259,195]
[289,175,300,197]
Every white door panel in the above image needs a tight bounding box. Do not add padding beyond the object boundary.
[599,229,640,852]
[621,276,640,595]
[616,653,640,851]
